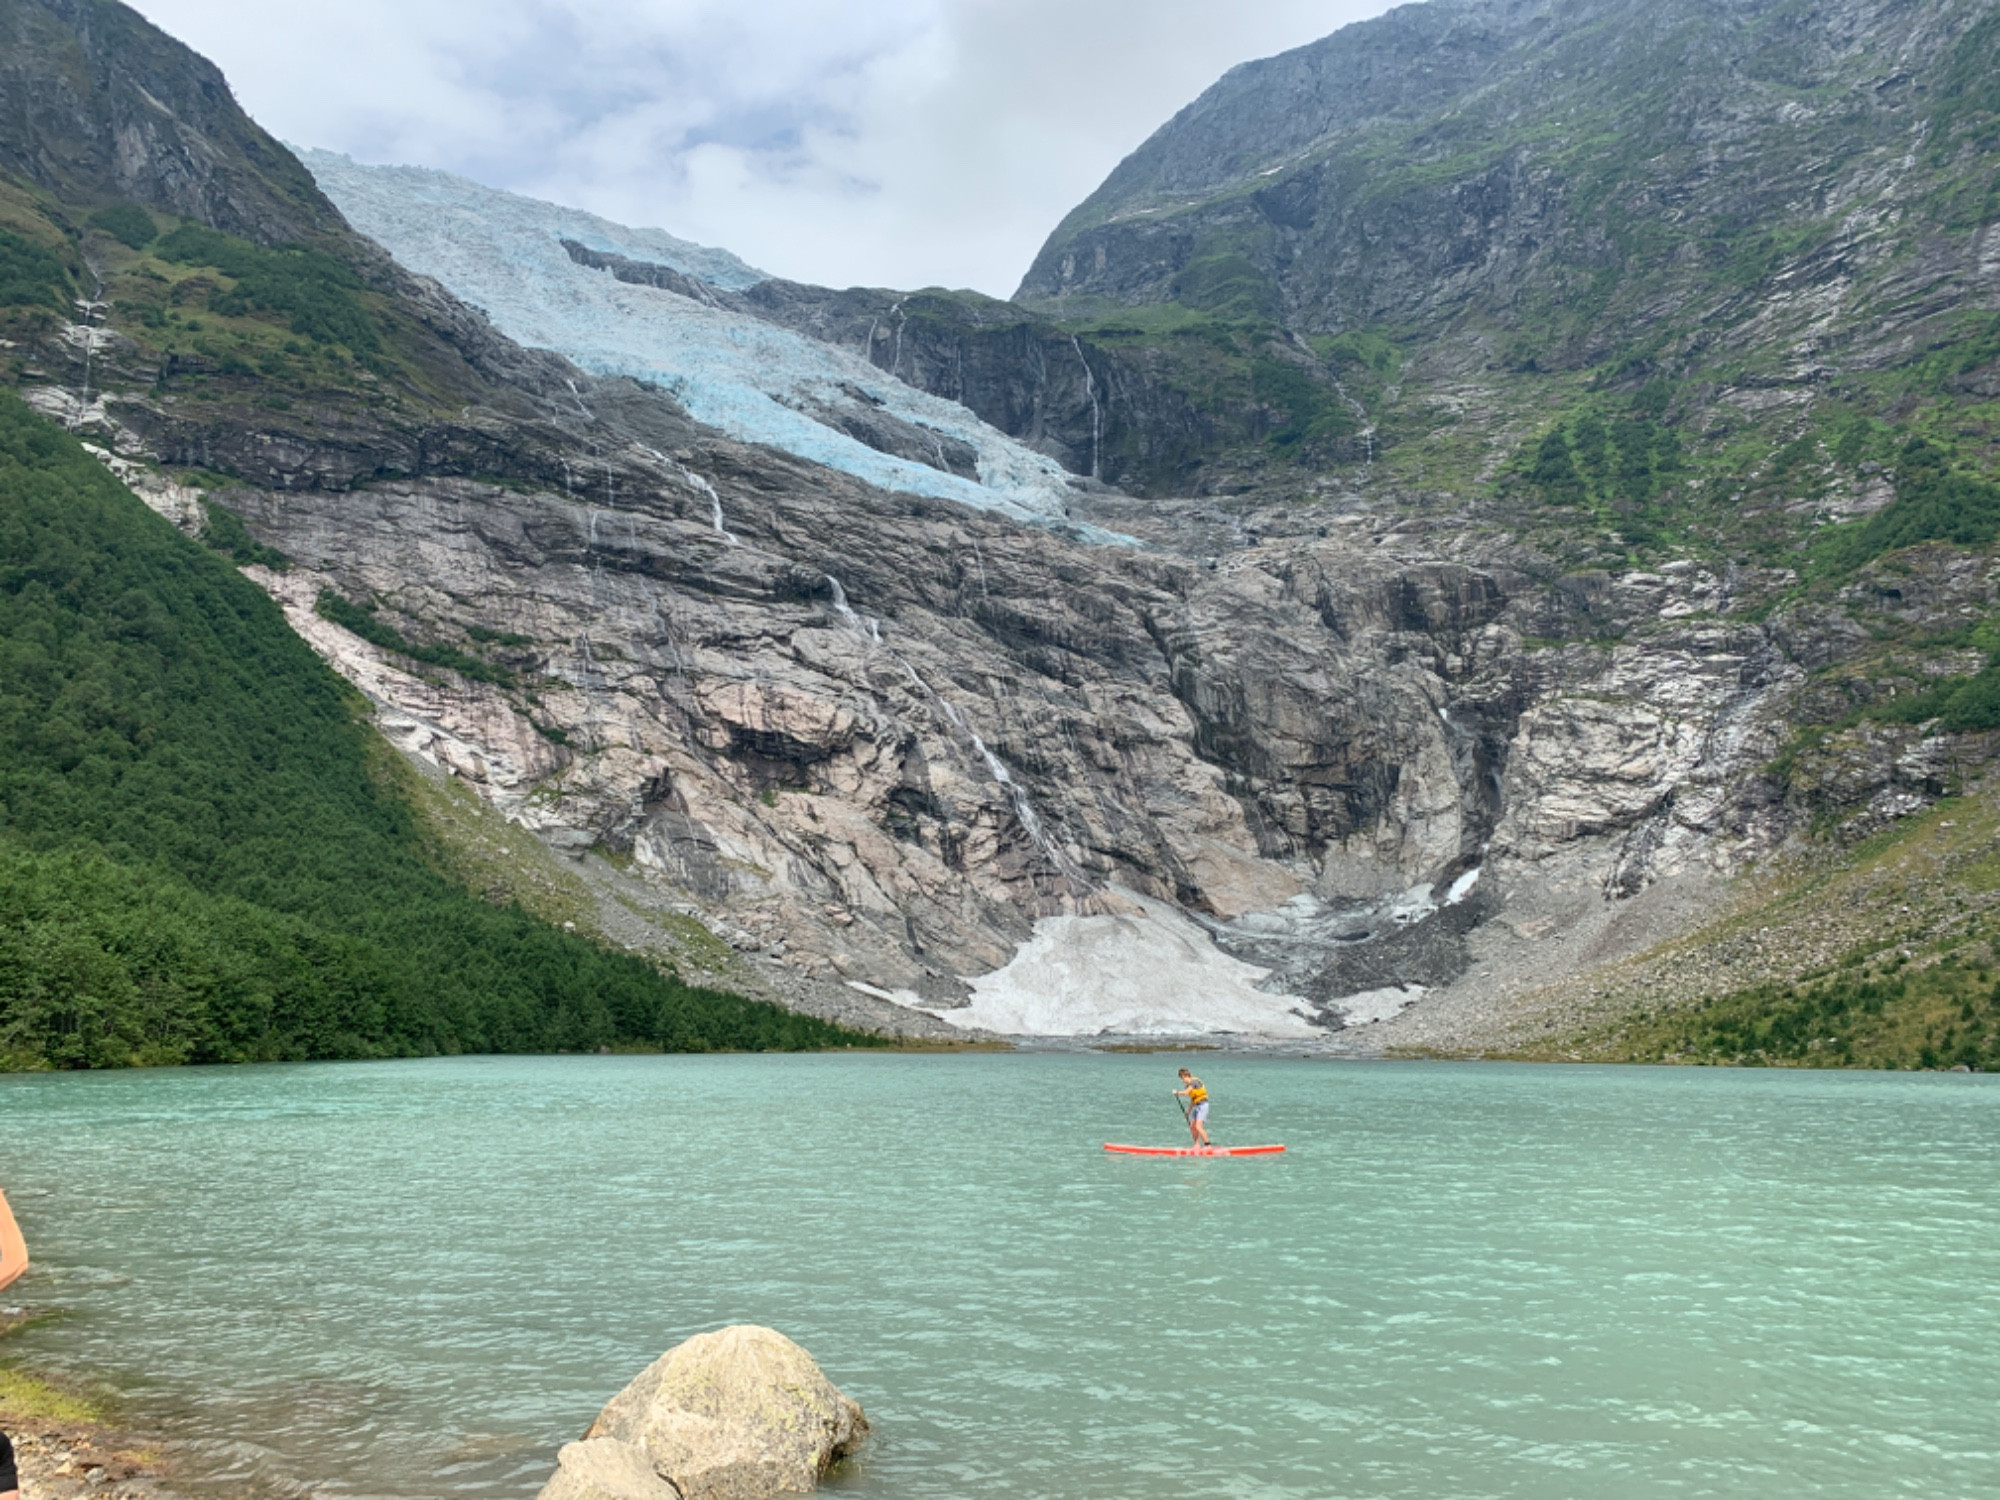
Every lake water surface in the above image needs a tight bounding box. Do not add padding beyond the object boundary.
[3,1055,1996,1498]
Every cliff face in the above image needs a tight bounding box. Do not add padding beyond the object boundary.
[0,0,337,246]
[1021,0,1993,336]
[165,437,1832,1021]
[5,0,2000,1045]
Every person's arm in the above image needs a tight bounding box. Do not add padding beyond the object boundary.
[0,1190,26,1294]
[0,1429,20,1500]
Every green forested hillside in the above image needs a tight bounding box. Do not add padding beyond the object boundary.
[0,391,863,1066]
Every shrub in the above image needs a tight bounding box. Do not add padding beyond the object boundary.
[0,230,71,310]
[154,223,379,352]
[89,203,156,250]
[313,589,513,686]
[199,497,290,569]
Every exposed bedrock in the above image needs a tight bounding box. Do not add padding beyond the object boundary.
[119,391,1866,1028]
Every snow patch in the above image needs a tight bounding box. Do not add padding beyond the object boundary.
[1330,984,1425,1025]
[845,979,925,1007]
[1385,882,1441,925]
[933,890,1318,1037]
[303,151,1090,528]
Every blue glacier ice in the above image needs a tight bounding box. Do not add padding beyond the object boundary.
[302,151,1087,526]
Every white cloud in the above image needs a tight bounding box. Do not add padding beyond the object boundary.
[129,0,1396,294]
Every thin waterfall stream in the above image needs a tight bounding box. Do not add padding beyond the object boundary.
[821,573,1088,892]
[1069,335,1102,481]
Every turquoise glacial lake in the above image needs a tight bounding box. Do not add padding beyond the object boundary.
[3,1055,1997,1498]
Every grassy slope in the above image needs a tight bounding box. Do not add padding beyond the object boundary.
[1502,786,2000,1069]
[0,389,870,1067]
[0,168,497,471]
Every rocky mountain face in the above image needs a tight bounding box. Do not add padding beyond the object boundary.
[1013,0,2000,496]
[0,0,331,245]
[3,0,1999,1048]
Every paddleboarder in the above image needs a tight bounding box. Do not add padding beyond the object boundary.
[1175,1068,1212,1148]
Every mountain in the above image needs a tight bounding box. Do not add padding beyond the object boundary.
[0,0,873,1062]
[1016,0,2000,512]
[299,152,1096,529]
[0,385,861,1065]
[4,0,2000,1065]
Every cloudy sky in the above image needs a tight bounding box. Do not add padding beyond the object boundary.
[130,0,1395,294]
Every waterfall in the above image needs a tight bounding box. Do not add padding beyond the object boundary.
[969,537,991,609]
[73,300,98,428]
[644,446,736,544]
[1069,335,1102,481]
[1292,331,1374,467]
[563,378,594,422]
[823,574,882,645]
[695,473,734,543]
[817,582,1087,891]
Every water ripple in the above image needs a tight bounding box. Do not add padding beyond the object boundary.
[2,1057,1997,1498]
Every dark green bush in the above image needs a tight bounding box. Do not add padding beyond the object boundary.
[1816,438,2000,576]
[89,203,156,250]
[1527,426,1586,505]
[199,497,289,569]
[1519,413,1679,510]
[1882,657,2000,732]
[154,223,379,352]
[0,230,71,310]
[313,589,513,686]
[1250,354,1357,451]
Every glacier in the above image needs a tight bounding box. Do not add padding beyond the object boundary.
[302,151,1088,526]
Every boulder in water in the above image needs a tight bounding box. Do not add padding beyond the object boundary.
[538,1325,868,1500]
[538,1437,680,1500]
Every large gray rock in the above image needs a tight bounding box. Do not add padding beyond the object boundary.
[538,1326,867,1500]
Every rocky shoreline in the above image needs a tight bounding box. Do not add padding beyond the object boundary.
[7,1424,177,1500]
[0,1310,183,1500]
[0,1321,864,1500]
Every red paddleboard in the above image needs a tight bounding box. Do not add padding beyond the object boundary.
[1103,1143,1286,1157]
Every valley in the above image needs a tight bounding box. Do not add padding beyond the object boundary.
[1,0,1999,1064]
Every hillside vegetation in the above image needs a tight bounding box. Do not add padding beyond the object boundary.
[1492,785,2000,1069]
[0,391,866,1066]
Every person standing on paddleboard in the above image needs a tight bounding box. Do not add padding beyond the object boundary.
[1175,1068,1212,1148]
